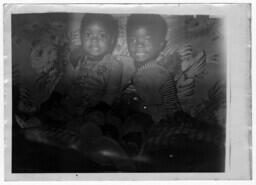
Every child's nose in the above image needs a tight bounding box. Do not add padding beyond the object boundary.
[136,38,145,47]
[91,35,100,44]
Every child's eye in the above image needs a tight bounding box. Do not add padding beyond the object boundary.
[99,32,108,40]
[128,37,136,43]
[83,32,91,38]
[144,36,152,41]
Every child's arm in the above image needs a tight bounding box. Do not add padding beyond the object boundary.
[18,43,65,113]
[176,50,206,103]
[159,72,182,118]
[161,44,206,104]
[18,69,63,114]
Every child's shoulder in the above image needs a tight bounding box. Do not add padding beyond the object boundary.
[102,54,136,71]
[102,54,134,64]
[70,46,86,67]
[114,55,135,67]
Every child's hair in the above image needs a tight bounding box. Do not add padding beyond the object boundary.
[127,14,168,40]
[80,13,119,43]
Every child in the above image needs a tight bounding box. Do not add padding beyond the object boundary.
[124,14,206,123]
[64,13,123,111]
[119,14,179,122]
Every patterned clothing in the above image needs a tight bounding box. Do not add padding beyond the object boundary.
[62,47,123,108]
[119,56,180,122]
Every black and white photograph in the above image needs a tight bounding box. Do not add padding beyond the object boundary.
[3,3,251,180]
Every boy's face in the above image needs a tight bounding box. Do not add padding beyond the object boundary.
[81,22,113,60]
[127,26,165,63]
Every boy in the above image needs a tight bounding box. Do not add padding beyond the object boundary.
[120,14,179,122]
[124,14,206,123]
[65,13,123,111]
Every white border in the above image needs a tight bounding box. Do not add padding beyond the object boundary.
[2,2,252,182]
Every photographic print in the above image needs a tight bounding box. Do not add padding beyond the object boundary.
[4,3,251,180]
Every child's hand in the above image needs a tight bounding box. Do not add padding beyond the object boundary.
[176,50,206,102]
[157,44,193,75]
[176,44,193,72]
[183,50,206,78]
[176,44,193,61]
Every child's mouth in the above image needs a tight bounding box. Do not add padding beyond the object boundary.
[135,52,146,57]
[91,47,100,51]
[90,47,101,54]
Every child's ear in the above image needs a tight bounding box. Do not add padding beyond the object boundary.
[110,37,117,51]
[160,40,167,51]
[111,38,115,47]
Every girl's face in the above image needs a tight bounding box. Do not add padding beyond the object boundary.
[81,22,113,60]
[127,26,165,64]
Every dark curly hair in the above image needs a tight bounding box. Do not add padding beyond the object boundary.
[127,14,167,41]
[80,13,119,48]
